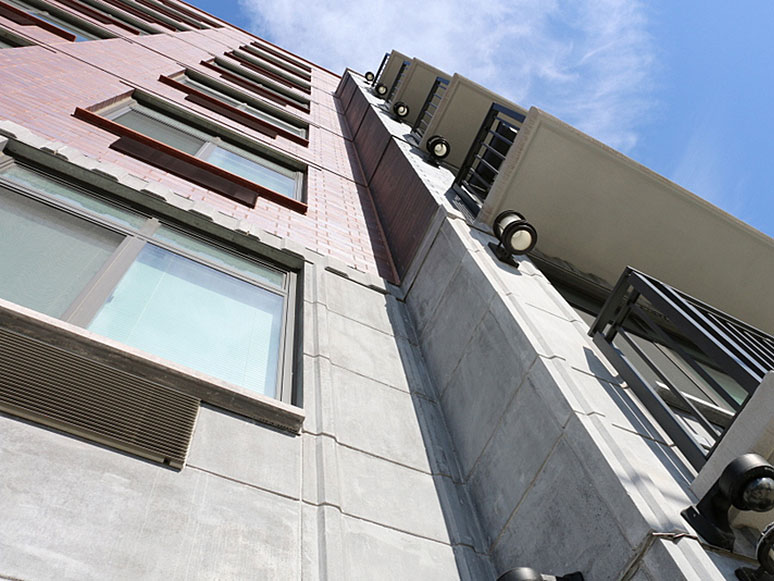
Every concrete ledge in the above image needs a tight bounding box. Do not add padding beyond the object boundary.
[0,299,305,433]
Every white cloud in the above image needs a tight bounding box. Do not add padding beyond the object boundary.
[239,0,656,152]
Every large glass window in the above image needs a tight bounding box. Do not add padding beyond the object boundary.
[0,162,295,401]
[111,103,302,199]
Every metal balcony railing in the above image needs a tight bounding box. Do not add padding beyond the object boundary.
[410,76,448,140]
[453,102,525,214]
[386,60,410,102]
[371,52,388,86]
[590,267,774,470]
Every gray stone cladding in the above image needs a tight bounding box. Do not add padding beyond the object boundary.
[341,73,757,579]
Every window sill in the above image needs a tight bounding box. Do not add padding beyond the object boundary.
[73,107,308,214]
[158,75,309,147]
[0,298,305,433]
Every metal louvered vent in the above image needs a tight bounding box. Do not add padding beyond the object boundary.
[0,328,200,469]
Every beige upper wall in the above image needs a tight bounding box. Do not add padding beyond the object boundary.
[481,108,774,334]
[420,74,527,168]
[390,59,448,127]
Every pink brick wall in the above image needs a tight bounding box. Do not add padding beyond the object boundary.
[0,13,395,280]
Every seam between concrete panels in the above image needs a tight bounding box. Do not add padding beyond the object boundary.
[461,356,539,484]
[303,355,434,400]
[186,464,300,502]
[313,301,402,341]
[488,432,565,555]
[435,288,500,401]
[299,499,488,555]
[299,431,457,480]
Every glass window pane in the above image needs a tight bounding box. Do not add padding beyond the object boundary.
[0,188,124,317]
[113,109,205,155]
[1,165,147,229]
[154,225,285,288]
[88,244,284,396]
[207,146,297,199]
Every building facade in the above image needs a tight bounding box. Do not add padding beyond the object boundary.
[1,2,774,580]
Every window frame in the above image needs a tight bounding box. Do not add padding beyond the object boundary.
[54,0,152,35]
[241,42,312,82]
[2,0,113,40]
[207,57,311,111]
[229,47,312,94]
[159,70,309,145]
[73,90,308,213]
[75,0,160,33]
[0,156,299,403]
[248,40,312,75]
[199,59,310,114]
[107,0,189,30]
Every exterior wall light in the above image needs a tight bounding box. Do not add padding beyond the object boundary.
[497,567,584,581]
[374,83,389,98]
[488,210,538,268]
[426,134,450,162]
[392,101,409,119]
[364,71,375,82]
[682,453,774,551]
[736,522,774,580]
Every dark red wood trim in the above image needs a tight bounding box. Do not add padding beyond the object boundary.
[227,51,312,95]
[158,75,309,146]
[200,60,310,113]
[72,107,308,214]
[249,41,312,73]
[0,0,76,41]
[241,44,312,82]
[50,0,140,34]
[100,0,175,31]
[82,88,134,112]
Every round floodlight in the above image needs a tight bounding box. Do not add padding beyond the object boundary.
[365,71,375,82]
[743,477,774,512]
[374,83,388,97]
[493,210,538,255]
[426,135,450,161]
[393,101,409,118]
[719,453,774,512]
[496,568,543,581]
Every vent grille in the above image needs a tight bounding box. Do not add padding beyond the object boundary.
[0,328,199,468]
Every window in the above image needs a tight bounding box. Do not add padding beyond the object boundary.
[244,41,311,78]
[167,72,308,141]
[0,160,297,401]
[230,47,312,94]
[85,0,176,31]
[205,57,310,112]
[3,0,104,40]
[75,0,160,33]
[107,0,189,30]
[109,101,303,199]
[52,0,152,36]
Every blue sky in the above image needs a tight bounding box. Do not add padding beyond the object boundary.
[192,0,774,238]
